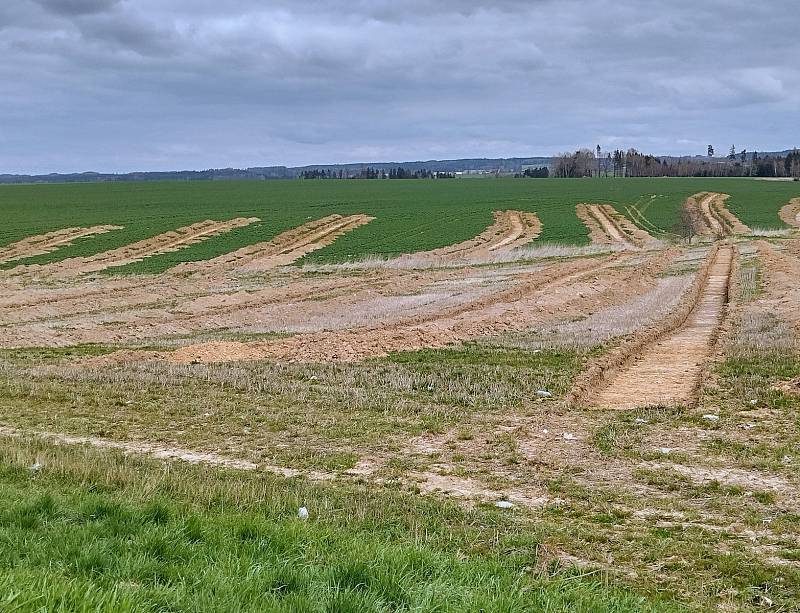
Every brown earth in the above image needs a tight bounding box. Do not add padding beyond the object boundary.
[778,198,800,229]
[0,225,122,264]
[11,218,259,277]
[136,249,677,364]
[394,210,541,264]
[694,192,751,236]
[576,204,654,248]
[173,214,373,273]
[589,245,734,409]
[754,239,800,334]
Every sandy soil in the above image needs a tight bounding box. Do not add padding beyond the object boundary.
[695,192,751,236]
[129,250,675,364]
[590,246,734,409]
[0,225,122,264]
[174,214,373,273]
[11,218,260,277]
[576,204,654,248]
[755,239,800,334]
[779,198,800,229]
[394,210,541,264]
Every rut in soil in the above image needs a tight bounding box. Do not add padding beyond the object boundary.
[591,245,734,409]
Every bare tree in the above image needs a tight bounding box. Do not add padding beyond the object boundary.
[674,201,704,244]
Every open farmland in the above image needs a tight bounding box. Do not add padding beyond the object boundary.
[1,178,798,274]
[1,178,800,612]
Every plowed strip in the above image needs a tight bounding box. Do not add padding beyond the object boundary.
[133,251,674,364]
[174,214,374,273]
[0,225,121,264]
[591,246,734,409]
[395,211,541,263]
[696,192,750,236]
[779,198,800,229]
[577,204,653,248]
[18,218,259,277]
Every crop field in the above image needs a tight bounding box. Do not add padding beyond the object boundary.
[0,178,797,274]
[1,178,799,612]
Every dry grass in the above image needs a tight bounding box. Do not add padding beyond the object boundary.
[302,243,621,272]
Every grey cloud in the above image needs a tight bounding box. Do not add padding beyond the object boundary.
[34,0,120,16]
[1,0,798,173]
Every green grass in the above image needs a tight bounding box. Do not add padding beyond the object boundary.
[0,438,689,613]
[1,178,797,274]
[0,344,593,468]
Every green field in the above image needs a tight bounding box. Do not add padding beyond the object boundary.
[0,178,797,274]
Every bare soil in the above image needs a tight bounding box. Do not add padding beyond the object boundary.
[779,198,800,228]
[395,210,541,264]
[576,204,654,248]
[0,225,122,263]
[12,218,259,277]
[754,239,800,334]
[174,214,373,273]
[590,246,734,409]
[695,192,751,236]
[157,250,676,363]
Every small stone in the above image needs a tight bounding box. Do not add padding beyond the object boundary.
[536,390,552,398]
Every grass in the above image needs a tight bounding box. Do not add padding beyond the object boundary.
[1,335,799,610]
[0,178,797,273]
[0,344,593,468]
[0,437,689,613]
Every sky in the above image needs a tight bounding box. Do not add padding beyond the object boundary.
[1,0,798,173]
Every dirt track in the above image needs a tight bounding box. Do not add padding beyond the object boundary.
[695,193,750,236]
[0,225,121,264]
[134,249,676,364]
[11,218,259,277]
[576,204,654,248]
[174,214,373,273]
[779,198,800,228]
[590,245,734,408]
[395,210,541,264]
[755,239,800,335]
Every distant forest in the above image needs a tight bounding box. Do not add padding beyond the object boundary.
[553,147,800,179]
[1,150,797,184]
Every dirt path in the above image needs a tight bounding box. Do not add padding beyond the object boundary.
[174,214,373,273]
[0,225,122,264]
[13,218,259,277]
[576,204,654,248]
[590,246,734,409]
[779,198,800,229]
[394,211,541,265]
[104,250,674,364]
[755,240,800,335]
[695,193,750,236]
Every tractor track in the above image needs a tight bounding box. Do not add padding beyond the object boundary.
[578,244,735,409]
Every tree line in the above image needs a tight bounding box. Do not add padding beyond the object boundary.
[552,147,800,179]
[300,167,455,180]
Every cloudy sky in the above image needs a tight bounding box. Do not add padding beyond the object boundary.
[1,0,798,173]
